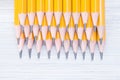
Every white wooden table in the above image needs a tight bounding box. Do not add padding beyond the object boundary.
[0,0,120,80]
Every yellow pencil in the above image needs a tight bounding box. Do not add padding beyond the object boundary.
[55,31,62,59]
[81,0,90,31]
[45,0,54,28]
[46,31,52,59]
[63,0,72,29]
[54,0,62,27]
[28,0,36,32]
[97,30,106,60]
[14,0,21,44]
[73,32,78,59]
[36,0,44,27]
[72,0,81,31]
[36,31,43,58]
[81,32,87,60]
[64,31,70,59]
[90,30,96,60]
[27,32,34,59]
[86,15,93,45]
[33,15,39,40]
[97,0,105,44]
[18,32,25,58]
[91,0,99,31]
[24,15,30,44]
[18,0,27,31]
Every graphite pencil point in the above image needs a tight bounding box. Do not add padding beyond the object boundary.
[19,50,23,59]
[30,26,33,33]
[93,26,96,31]
[65,52,69,59]
[91,53,94,61]
[74,53,77,60]
[52,38,55,46]
[82,52,86,60]
[28,49,32,59]
[100,52,103,60]
[84,24,86,32]
[57,51,60,59]
[26,37,28,45]
[87,40,90,48]
[48,51,51,59]
[37,52,40,59]
[100,38,103,45]
[17,38,20,45]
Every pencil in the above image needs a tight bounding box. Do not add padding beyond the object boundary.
[36,31,43,59]
[68,16,75,46]
[86,15,93,46]
[97,0,105,44]
[24,15,30,44]
[73,32,78,60]
[54,0,62,28]
[36,0,44,28]
[33,15,39,41]
[55,31,62,59]
[91,0,99,31]
[97,30,106,60]
[64,31,70,59]
[18,0,27,32]
[45,0,54,29]
[77,16,84,44]
[90,30,96,61]
[18,32,25,58]
[72,0,81,31]
[41,15,48,42]
[27,32,34,59]
[46,31,52,59]
[63,0,72,30]
[28,0,36,33]
[14,0,21,44]
[81,32,87,60]
[59,15,66,45]
[50,15,57,45]
[81,0,90,31]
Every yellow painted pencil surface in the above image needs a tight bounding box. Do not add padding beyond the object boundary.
[45,0,54,27]
[91,0,99,31]
[54,0,62,27]
[36,0,44,27]
[72,0,81,27]
[14,0,21,44]
[97,0,105,44]
[63,0,72,28]
[18,0,27,26]
[81,0,90,31]
[28,0,36,32]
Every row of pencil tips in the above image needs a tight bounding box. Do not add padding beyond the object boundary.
[17,26,106,60]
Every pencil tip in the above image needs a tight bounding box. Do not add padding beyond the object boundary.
[37,52,40,59]
[17,38,20,45]
[28,49,32,59]
[65,52,69,59]
[19,50,22,59]
[100,52,103,60]
[91,53,94,61]
[74,53,77,60]
[82,52,86,60]
[70,40,73,47]
[100,38,103,45]
[35,36,37,42]
[94,26,96,31]
[87,40,90,48]
[84,23,86,31]
[52,38,55,46]
[79,39,82,45]
[57,51,60,59]
[48,51,51,59]
[26,37,28,45]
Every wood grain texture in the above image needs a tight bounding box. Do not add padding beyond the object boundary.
[0,0,120,80]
